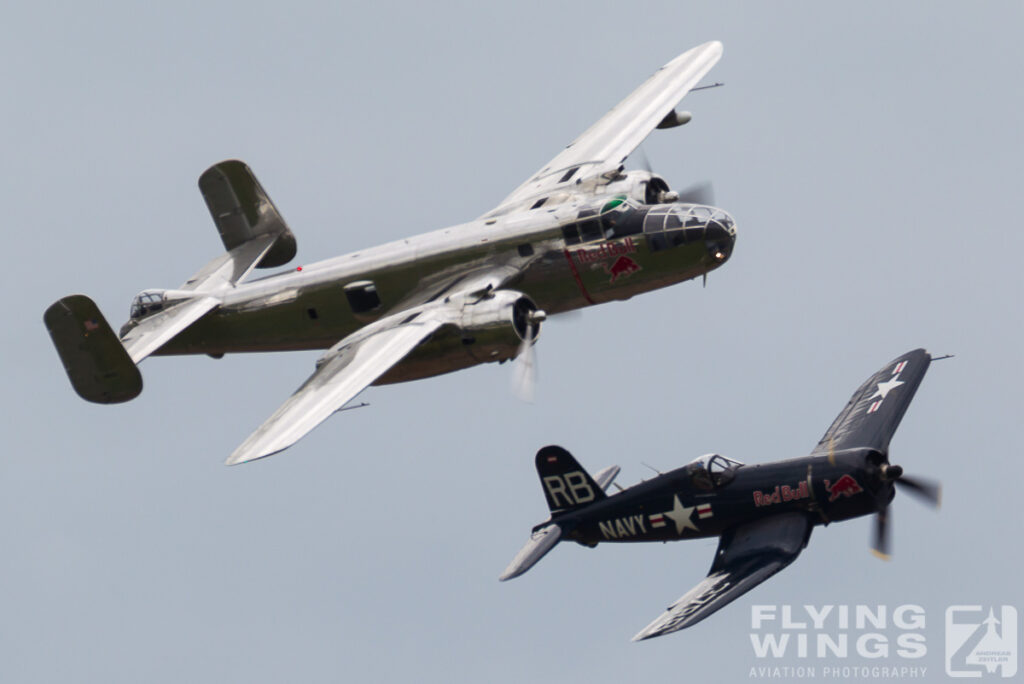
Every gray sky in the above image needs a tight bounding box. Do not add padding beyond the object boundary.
[3,2,1022,682]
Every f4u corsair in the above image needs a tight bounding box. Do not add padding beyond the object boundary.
[44,41,734,465]
[500,349,942,640]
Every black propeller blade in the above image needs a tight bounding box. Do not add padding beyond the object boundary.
[676,181,715,206]
[633,146,715,206]
[871,506,891,560]
[636,145,654,174]
[895,476,942,507]
[869,460,940,560]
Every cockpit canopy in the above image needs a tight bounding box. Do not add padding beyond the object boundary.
[559,195,638,245]
[130,288,199,319]
[684,453,744,491]
[129,290,167,319]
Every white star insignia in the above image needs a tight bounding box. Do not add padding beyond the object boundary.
[870,375,905,400]
[663,495,698,534]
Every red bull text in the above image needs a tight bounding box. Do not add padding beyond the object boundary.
[753,481,810,507]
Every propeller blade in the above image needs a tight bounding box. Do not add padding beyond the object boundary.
[635,145,653,173]
[549,309,582,322]
[676,181,715,206]
[870,507,892,560]
[895,477,942,508]
[511,324,538,402]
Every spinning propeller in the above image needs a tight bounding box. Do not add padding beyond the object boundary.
[634,145,716,206]
[512,308,546,402]
[869,457,941,560]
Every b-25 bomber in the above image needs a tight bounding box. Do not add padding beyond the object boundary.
[44,41,734,465]
[501,349,941,640]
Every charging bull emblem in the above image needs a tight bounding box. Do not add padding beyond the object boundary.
[605,256,642,283]
[824,474,863,502]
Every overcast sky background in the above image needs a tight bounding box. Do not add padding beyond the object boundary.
[2,2,1021,682]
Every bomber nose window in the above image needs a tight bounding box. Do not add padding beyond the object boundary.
[642,204,730,253]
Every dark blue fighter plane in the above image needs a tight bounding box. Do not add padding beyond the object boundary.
[500,349,941,640]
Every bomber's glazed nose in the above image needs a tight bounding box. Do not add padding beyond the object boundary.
[705,209,736,262]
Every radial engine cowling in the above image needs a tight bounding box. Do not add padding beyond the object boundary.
[375,290,544,385]
[458,290,542,346]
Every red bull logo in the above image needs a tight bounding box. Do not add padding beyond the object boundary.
[824,474,863,502]
[604,255,642,283]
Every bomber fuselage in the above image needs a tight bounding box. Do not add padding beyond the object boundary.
[130,175,736,384]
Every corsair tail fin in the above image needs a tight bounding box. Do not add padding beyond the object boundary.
[535,445,608,515]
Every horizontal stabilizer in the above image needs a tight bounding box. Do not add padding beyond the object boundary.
[120,296,219,364]
[594,465,621,491]
[198,160,296,269]
[44,295,142,404]
[499,524,562,581]
[181,233,278,292]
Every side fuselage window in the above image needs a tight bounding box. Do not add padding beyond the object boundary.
[578,219,603,242]
[561,224,581,245]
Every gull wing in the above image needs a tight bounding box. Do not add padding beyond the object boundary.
[810,349,932,459]
[633,513,811,640]
[227,310,450,465]
[483,41,722,218]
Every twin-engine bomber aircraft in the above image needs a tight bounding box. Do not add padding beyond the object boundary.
[500,349,942,640]
[44,41,735,465]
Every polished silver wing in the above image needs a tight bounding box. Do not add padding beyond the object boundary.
[227,309,451,465]
[227,268,526,465]
[484,41,722,218]
[120,295,221,363]
[633,513,811,640]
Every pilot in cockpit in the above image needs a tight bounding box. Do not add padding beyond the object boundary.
[686,454,744,491]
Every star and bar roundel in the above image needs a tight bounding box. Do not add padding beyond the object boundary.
[649,496,713,534]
